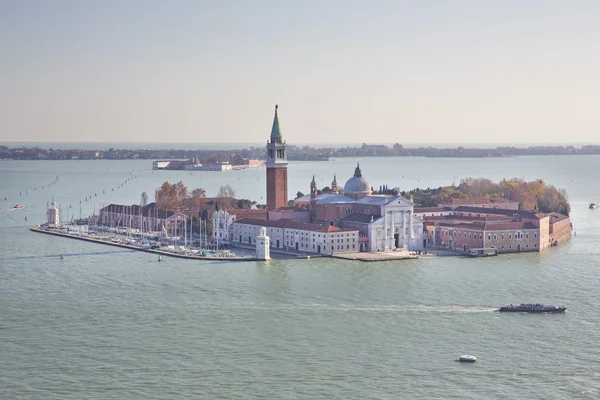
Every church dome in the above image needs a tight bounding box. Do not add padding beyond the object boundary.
[344,163,372,198]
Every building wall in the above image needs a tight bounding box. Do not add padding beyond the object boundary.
[537,216,551,250]
[414,210,453,219]
[550,218,571,244]
[152,161,171,170]
[435,226,485,250]
[483,229,540,252]
[231,222,359,255]
[266,167,288,211]
[268,210,310,222]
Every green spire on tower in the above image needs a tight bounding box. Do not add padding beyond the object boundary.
[270,105,282,139]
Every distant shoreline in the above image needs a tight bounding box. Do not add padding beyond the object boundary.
[2,143,600,160]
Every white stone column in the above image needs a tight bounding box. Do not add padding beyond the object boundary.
[403,210,407,246]
[390,211,395,249]
[410,210,414,239]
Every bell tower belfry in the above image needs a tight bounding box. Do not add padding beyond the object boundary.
[266,105,288,211]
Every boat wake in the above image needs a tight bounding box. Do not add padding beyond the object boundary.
[210,304,498,313]
[0,207,23,212]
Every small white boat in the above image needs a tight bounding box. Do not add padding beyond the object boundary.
[590,201,598,209]
[459,355,477,363]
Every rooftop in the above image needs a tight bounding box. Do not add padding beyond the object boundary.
[235,218,358,233]
[453,206,546,219]
[341,213,381,223]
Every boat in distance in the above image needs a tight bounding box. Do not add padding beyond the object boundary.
[498,303,566,313]
[458,355,477,363]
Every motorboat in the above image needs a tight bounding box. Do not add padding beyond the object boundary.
[459,355,477,363]
[498,303,566,313]
[590,201,598,209]
[14,204,24,209]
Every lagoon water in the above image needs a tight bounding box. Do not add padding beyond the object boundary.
[1,155,600,399]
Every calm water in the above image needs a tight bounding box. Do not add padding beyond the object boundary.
[1,156,600,399]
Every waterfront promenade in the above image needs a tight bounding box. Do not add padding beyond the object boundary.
[30,225,257,262]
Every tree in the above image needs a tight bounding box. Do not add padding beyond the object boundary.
[237,199,257,209]
[156,181,206,211]
[185,188,207,211]
[216,185,236,210]
[155,181,178,210]
[296,191,305,199]
[217,185,236,198]
[140,191,148,207]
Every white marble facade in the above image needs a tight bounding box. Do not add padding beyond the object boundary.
[363,196,424,252]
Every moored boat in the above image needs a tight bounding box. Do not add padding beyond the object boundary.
[498,303,566,313]
[459,355,477,363]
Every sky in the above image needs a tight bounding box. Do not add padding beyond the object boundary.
[1,0,600,145]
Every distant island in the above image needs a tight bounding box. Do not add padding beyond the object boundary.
[2,143,600,161]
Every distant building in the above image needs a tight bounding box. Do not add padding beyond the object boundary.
[421,206,571,253]
[213,209,268,242]
[153,160,172,170]
[231,218,359,255]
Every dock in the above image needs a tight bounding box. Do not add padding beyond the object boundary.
[331,248,432,262]
[30,226,258,262]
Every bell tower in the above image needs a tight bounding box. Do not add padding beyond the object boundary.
[331,174,338,194]
[266,105,288,211]
[310,174,318,208]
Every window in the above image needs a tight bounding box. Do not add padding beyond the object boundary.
[493,234,497,240]
[509,234,512,239]
[501,233,504,240]
[488,234,491,240]
[526,233,529,239]
[534,233,537,239]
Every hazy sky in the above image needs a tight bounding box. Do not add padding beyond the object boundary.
[1,0,599,144]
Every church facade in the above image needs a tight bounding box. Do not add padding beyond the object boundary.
[295,164,424,252]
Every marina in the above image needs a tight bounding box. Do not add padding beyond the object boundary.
[30,225,258,262]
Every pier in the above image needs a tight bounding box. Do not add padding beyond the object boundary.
[331,248,433,262]
[30,225,258,262]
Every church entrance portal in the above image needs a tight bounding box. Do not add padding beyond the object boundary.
[394,233,399,248]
